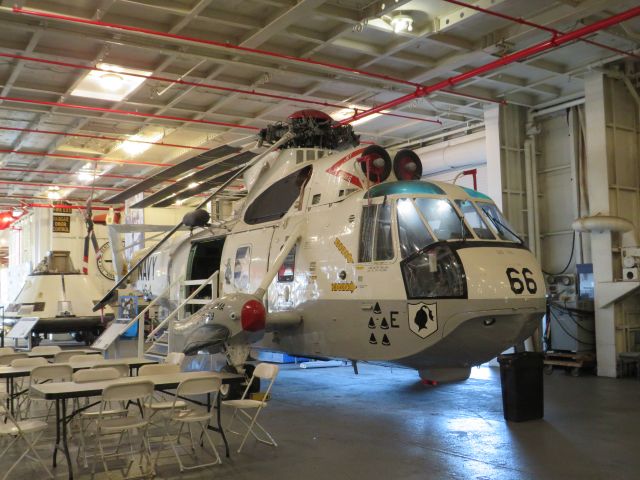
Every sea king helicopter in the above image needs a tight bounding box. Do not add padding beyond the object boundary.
[95,109,546,383]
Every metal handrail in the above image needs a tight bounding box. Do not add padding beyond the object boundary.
[147,270,219,341]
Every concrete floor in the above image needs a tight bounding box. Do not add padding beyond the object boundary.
[2,362,640,480]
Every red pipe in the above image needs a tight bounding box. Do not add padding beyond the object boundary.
[0,179,125,192]
[0,96,260,131]
[0,53,443,124]
[9,8,506,107]
[441,0,640,60]
[12,7,424,89]
[0,193,121,203]
[26,203,123,211]
[462,168,478,191]
[342,6,640,124]
[0,125,209,151]
[0,166,149,181]
[0,147,174,168]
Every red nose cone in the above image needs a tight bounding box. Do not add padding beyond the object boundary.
[241,299,266,332]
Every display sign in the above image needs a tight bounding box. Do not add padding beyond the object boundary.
[53,205,72,214]
[92,318,134,351]
[53,214,71,233]
[6,316,39,339]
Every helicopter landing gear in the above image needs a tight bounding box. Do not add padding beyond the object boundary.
[220,343,260,400]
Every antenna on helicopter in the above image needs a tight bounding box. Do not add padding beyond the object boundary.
[92,131,296,311]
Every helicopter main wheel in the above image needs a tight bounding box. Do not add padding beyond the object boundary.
[219,363,260,400]
[543,365,554,375]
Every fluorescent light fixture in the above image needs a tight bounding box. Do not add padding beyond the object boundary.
[47,190,61,200]
[119,130,165,156]
[71,63,152,101]
[188,181,200,189]
[331,105,382,126]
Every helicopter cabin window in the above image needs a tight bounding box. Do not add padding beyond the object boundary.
[414,198,471,241]
[477,202,521,243]
[234,246,251,292]
[397,198,435,258]
[455,200,495,240]
[277,246,297,282]
[358,203,394,262]
[244,165,312,225]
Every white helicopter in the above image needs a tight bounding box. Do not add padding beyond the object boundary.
[96,109,546,383]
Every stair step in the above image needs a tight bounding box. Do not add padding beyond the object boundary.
[144,353,166,362]
[187,299,211,305]
[146,343,169,355]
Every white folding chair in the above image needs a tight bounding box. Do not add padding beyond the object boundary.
[223,363,279,453]
[10,357,49,416]
[30,345,62,356]
[165,352,185,367]
[73,367,125,467]
[154,375,222,472]
[0,352,27,365]
[139,364,185,415]
[55,351,87,363]
[25,364,73,420]
[0,402,53,480]
[90,380,155,479]
[0,347,14,356]
[97,362,130,377]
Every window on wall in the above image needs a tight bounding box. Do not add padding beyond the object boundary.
[234,246,251,292]
[244,166,312,225]
[277,246,296,282]
[358,203,394,262]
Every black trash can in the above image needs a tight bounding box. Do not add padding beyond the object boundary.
[497,352,544,422]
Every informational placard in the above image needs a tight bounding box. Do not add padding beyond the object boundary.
[91,318,133,351]
[53,214,71,233]
[53,205,72,214]
[6,316,39,339]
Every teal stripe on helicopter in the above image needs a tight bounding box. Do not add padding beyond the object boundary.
[364,181,445,198]
[461,187,491,200]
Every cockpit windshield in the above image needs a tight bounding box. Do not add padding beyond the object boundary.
[477,202,521,243]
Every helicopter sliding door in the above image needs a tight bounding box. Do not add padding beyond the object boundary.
[185,237,226,314]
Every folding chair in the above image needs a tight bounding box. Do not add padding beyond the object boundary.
[90,380,155,479]
[165,352,185,367]
[223,363,279,453]
[154,375,222,472]
[10,357,49,417]
[54,350,87,363]
[30,345,62,356]
[72,367,125,468]
[97,363,130,377]
[0,402,53,480]
[25,364,73,420]
[138,364,185,421]
[0,352,27,365]
[0,347,14,356]
[69,354,103,367]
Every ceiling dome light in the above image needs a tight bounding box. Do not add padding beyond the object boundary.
[389,13,413,33]
[99,72,124,91]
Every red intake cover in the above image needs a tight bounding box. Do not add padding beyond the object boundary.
[241,299,266,332]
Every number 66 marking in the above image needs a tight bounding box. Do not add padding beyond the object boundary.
[506,267,537,294]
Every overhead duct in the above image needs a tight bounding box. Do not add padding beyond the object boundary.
[414,132,485,175]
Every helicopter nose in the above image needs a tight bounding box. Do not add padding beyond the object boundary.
[456,246,544,300]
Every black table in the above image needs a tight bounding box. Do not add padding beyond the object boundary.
[30,371,243,480]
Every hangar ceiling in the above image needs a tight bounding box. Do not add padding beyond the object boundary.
[0,0,638,208]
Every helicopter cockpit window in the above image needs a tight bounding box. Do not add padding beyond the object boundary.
[359,203,394,262]
[397,198,434,258]
[414,198,471,240]
[477,202,521,243]
[455,200,495,240]
[244,166,312,225]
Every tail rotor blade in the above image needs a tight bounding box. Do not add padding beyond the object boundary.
[82,232,90,275]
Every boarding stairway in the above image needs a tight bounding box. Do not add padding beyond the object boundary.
[143,271,219,361]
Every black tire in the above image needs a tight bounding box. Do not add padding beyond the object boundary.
[219,363,260,400]
[543,365,554,375]
[570,367,581,377]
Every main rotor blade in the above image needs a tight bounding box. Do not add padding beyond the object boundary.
[93,131,294,312]
[130,150,256,208]
[104,144,241,204]
[152,168,242,207]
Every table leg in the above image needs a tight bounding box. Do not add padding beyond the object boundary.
[61,398,74,480]
[53,399,60,468]
[9,377,15,417]
[217,391,230,458]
